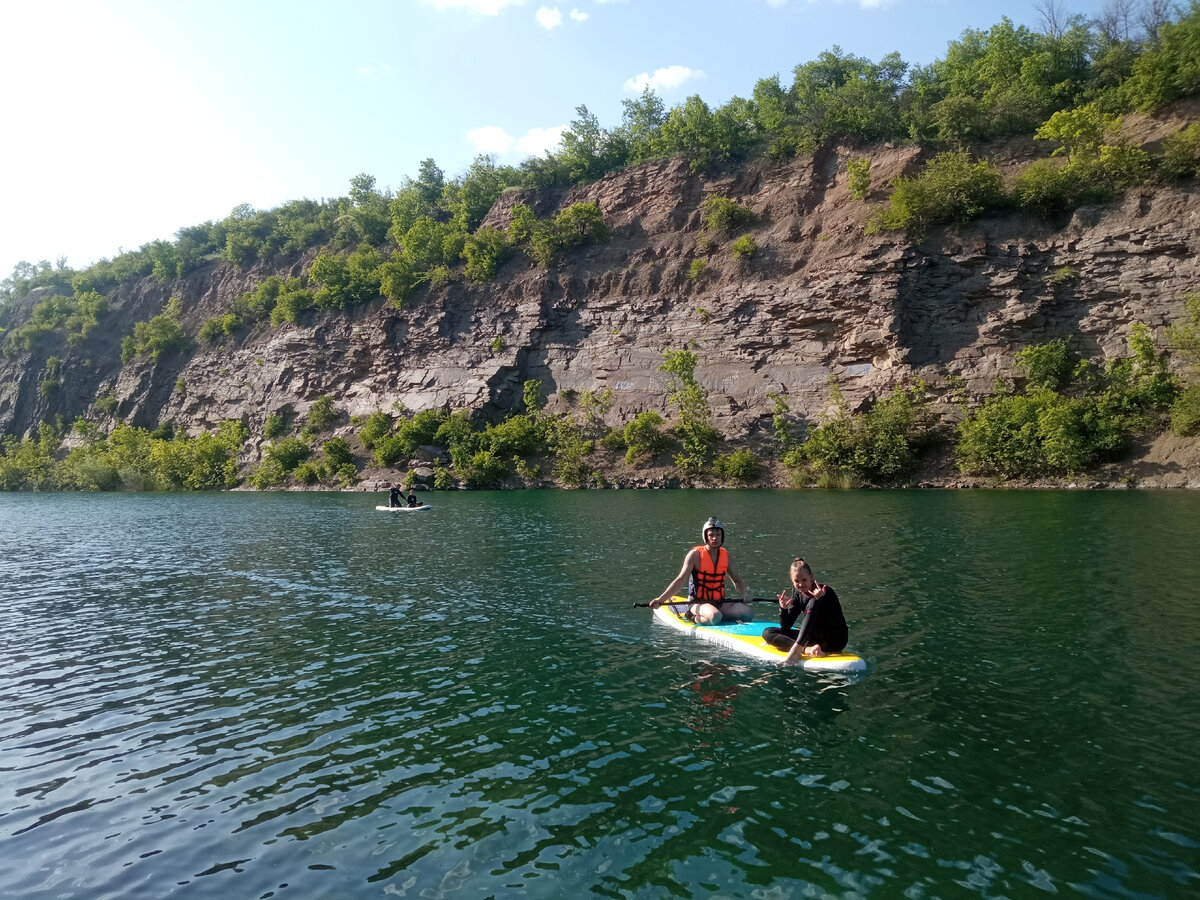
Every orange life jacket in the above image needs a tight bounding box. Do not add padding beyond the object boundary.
[690,545,728,602]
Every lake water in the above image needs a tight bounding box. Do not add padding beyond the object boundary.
[2,489,1198,899]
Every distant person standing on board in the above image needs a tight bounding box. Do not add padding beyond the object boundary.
[763,557,848,663]
[649,517,753,625]
[388,484,402,508]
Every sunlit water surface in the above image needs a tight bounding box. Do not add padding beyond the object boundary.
[2,490,1198,899]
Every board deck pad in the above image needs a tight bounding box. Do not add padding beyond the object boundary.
[652,597,866,672]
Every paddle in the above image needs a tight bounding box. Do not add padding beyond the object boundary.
[632,595,777,608]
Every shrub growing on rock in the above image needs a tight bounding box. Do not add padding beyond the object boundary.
[700,196,756,235]
[866,151,1004,238]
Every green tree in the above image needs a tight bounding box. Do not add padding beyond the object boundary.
[1121,4,1200,110]
[790,47,908,143]
[1017,338,1077,390]
[343,173,391,245]
[619,87,667,165]
[358,410,392,450]
[1169,292,1200,435]
[656,95,723,172]
[559,105,623,183]
[658,349,719,477]
[309,244,382,309]
[444,155,519,232]
[1035,103,1120,158]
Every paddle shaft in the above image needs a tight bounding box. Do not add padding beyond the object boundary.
[633,595,775,608]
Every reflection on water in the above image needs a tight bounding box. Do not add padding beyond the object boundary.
[1,489,1198,898]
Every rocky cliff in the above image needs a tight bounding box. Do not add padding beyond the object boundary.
[3,128,1200,487]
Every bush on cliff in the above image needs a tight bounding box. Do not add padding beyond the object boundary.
[462,227,510,283]
[1008,104,1153,217]
[371,409,447,467]
[1169,292,1200,435]
[956,327,1177,478]
[714,449,761,484]
[659,349,720,478]
[700,196,756,236]
[847,157,871,200]
[310,245,383,309]
[623,411,669,465]
[507,202,609,267]
[120,298,191,364]
[47,420,248,492]
[792,379,930,486]
[1161,123,1200,180]
[0,424,60,490]
[1120,5,1200,111]
[358,411,392,451]
[866,151,1004,238]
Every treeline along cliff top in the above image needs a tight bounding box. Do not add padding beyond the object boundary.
[3,4,1200,492]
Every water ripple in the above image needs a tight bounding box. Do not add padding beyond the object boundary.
[2,491,1199,897]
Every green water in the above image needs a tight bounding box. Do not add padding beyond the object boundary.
[2,489,1198,898]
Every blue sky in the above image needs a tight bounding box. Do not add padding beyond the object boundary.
[0,0,1117,280]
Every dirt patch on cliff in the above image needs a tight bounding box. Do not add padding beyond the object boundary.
[1118,431,1200,488]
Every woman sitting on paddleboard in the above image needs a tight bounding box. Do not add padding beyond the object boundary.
[763,557,848,663]
[649,517,753,625]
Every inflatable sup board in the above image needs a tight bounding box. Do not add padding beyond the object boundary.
[652,597,866,672]
[375,504,432,512]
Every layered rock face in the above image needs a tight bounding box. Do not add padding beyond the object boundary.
[2,145,1198,463]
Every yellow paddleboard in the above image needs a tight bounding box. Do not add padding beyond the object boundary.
[652,597,867,672]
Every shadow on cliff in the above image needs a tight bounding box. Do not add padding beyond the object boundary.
[891,215,1116,371]
[117,349,194,430]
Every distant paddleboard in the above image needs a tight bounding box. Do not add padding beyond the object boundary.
[652,597,866,672]
[375,504,432,512]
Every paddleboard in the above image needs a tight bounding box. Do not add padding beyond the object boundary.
[375,504,432,512]
[652,597,866,672]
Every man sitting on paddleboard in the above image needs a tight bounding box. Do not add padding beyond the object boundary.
[649,517,753,625]
[763,557,848,663]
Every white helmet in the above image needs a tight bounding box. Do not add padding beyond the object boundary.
[701,516,725,543]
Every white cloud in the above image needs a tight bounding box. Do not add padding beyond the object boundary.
[422,0,523,14]
[623,65,704,94]
[357,63,392,77]
[467,125,516,155]
[517,125,569,156]
[535,6,563,28]
[467,124,569,158]
[569,8,588,21]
